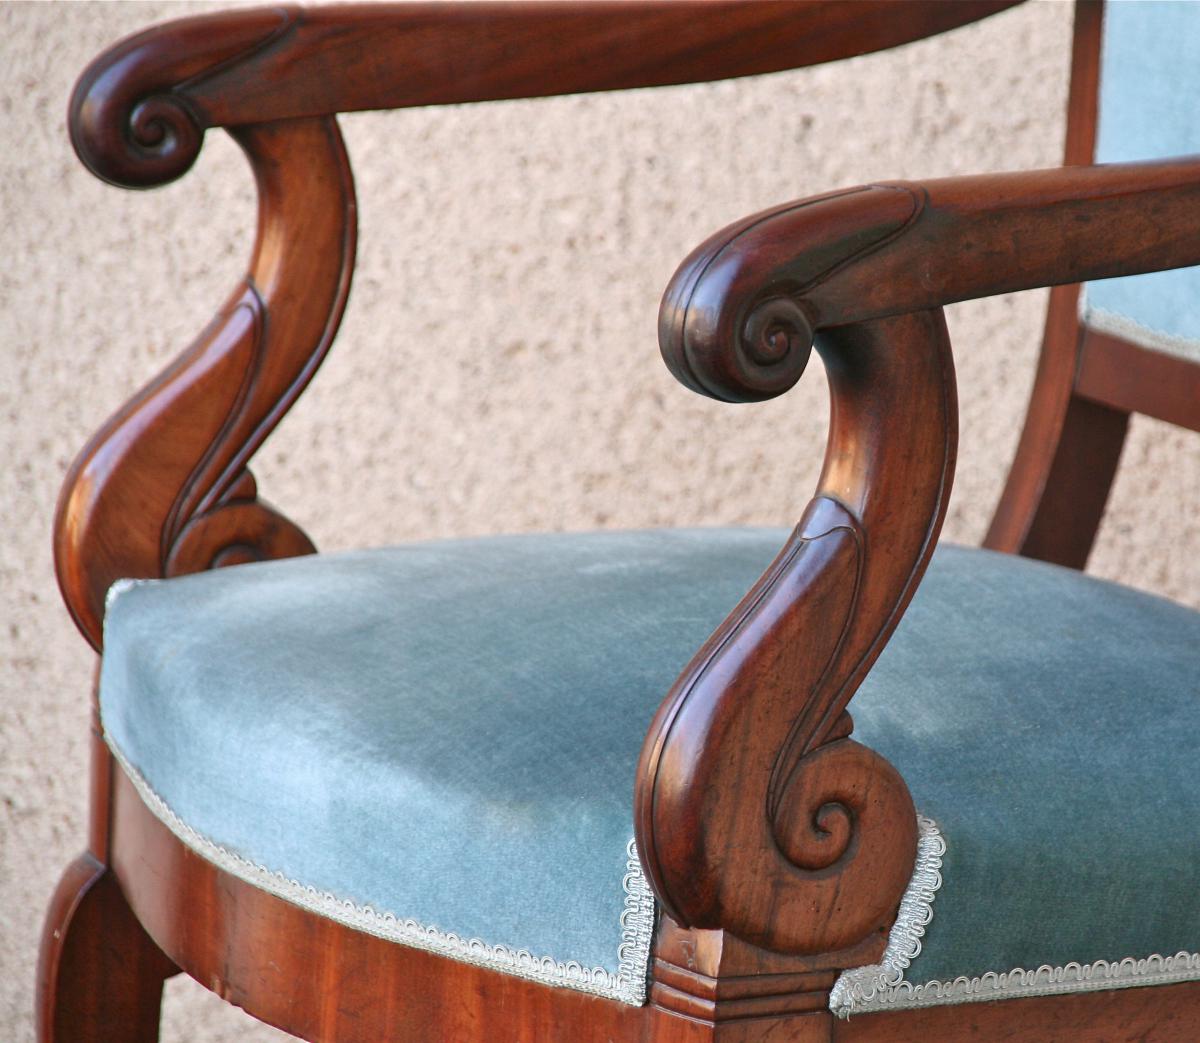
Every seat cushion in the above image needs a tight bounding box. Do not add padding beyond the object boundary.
[100,528,785,1003]
[100,530,1200,1010]
[835,543,1200,1014]
[1082,0,1200,361]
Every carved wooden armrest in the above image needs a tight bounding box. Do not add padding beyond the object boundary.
[69,1,1020,189]
[60,1,1019,651]
[636,157,1200,962]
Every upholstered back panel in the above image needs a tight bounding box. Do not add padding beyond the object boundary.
[1081,1,1200,362]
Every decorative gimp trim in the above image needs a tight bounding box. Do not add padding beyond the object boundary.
[105,576,146,611]
[830,814,945,1016]
[108,742,655,1004]
[831,814,1200,1015]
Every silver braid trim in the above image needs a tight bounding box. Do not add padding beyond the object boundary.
[830,813,944,1016]
[109,743,655,1005]
[104,576,146,613]
[831,814,1200,1015]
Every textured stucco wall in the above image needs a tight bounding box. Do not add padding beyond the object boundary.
[2,2,1197,1040]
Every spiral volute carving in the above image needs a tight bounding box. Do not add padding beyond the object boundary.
[69,52,209,189]
[778,800,854,873]
[130,95,203,179]
[166,501,316,577]
[762,738,916,950]
[737,296,814,394]
[67,8,292,188]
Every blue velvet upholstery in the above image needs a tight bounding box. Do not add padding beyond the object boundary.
[839,544,1200,1012]
[100,531,1200,1010]
[1083,0,1200,360]
[100,529,784,1003]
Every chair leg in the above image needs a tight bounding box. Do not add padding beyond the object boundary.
[37,851,176,1043]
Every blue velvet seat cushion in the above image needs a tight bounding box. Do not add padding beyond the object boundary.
[834,542,1200,1014]
[100,528,783,1004]
[1083,0,1200,361]
[99,531,1200,1011]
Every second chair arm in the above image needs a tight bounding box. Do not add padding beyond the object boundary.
[636,156,1200,959]
[69,0,1020,189]
[663,156,1200,403]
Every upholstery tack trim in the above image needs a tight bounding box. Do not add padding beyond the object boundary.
[107,742,655,1005]
[830,815,1200,1014]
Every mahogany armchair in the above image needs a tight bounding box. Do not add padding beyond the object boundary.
[40,1,1200,1041]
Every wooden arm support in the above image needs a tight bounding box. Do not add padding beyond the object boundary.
[636,156,1200,958]
[55,118,356,650]
[69,0,1019,188]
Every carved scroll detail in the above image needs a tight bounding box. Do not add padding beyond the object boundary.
[658,184,922,403]
[638,191,957,957]
[56,117,356,649]
[69,7,296,189]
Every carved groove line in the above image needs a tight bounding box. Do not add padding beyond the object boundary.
[160,293,265,559]
[799,184,928,301]
[163,117,355,575]
[803,334,957,759]
[766,514,863,812]
[172,6,297,100]
[212,119,357,515]
[641,522,853,896]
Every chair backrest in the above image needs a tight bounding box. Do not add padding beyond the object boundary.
[986,0,1200,568]
[1079,0,1200,420]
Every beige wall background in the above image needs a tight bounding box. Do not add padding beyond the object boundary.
[3,1,1198,1039]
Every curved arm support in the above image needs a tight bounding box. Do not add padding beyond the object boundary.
[55,117,357,649]
[639,155,1200,954]
[637,311,955,955]
[69,0,1020,188]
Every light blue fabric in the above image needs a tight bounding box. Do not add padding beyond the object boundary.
[854,545,1200,986]
[100,532,1200,1002]
[1084,0,1200,360]
[99,528,786,997]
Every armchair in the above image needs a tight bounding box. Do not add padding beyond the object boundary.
[39,2,1200,1041]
